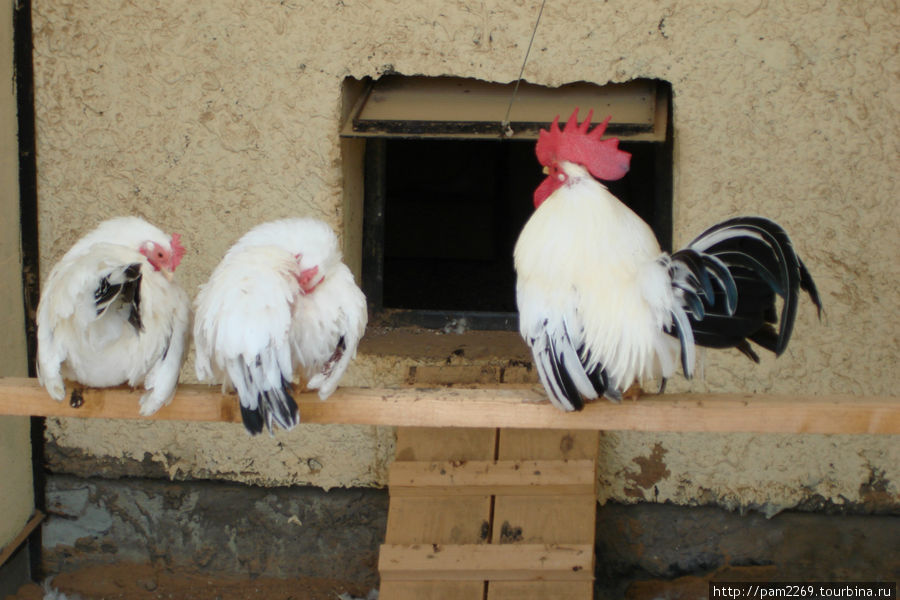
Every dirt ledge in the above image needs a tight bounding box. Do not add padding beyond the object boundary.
[9,563,374,600]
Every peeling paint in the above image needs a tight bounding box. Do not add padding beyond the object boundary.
[624,443,671,500]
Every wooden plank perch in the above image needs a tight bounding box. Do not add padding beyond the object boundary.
[0,377,897,434]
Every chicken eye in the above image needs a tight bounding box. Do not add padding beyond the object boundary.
[549,164,566,182]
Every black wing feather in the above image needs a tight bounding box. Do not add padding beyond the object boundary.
[530,318,614,411]
[546,333,585,411]
[94,262,143,333]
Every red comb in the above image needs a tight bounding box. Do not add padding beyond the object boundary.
[535,108,631,181]
[170,233,185,270]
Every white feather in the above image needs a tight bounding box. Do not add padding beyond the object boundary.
[41,578,84,600]
[35,217,191,414]
[515,162,680,397]
[193,218,367,431]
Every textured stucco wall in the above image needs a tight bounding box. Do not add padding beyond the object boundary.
[30,1,898,513]
[1,0,34,550]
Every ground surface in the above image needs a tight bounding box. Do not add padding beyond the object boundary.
[8,563,373,600]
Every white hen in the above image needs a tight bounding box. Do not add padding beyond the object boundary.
[193,218,367,435]
[36,216,191,415]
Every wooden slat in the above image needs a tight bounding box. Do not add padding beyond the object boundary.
[383,427,496,600]
[395,427,497,462]
[490,429,598,600]
[497,430,599,461]
[1,377,897,434]
[488,581,594,599]
[387,428,496,545]
[379,581,485,600]
[378,543,593,581]
[389,460,595,496]
[385,496,492,545]
[492,432,598,545]
[491,496,597,545]
[0,511,44,568]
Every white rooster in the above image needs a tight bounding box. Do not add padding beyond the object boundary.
[36,216,191,415]
[193,218,367,435]
[514,109,822,410]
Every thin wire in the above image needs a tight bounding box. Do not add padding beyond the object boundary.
[501,0,547,137]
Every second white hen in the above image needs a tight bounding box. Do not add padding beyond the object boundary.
[193,218,367,435]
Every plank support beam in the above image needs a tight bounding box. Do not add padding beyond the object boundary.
[0,377,897,433]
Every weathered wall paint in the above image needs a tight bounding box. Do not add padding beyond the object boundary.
[31,1,898,513]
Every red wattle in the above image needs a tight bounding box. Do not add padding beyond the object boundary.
[533,176,560,208]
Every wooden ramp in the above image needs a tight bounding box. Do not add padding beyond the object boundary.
[379,427,599,599]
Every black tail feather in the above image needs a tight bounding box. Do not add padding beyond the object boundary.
[239,359,298,435]
[665,306,695,377]
[799,258,823,319]
[691,216,807,355]
[240,402,265,435]
[735,340,760,363]
[748,324,780,355]
[670,216,820,367]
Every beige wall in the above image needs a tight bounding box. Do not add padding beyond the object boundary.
[0,0,34,549]
[30,1,898,513]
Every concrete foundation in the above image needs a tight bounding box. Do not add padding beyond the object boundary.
[43,475,387,587]
[39,474,899,598]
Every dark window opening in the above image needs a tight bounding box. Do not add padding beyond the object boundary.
[382,138,537,314]
[352,78,673,331]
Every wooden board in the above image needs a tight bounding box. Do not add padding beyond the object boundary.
[491,496,597,545]
[0,511,44,568]
[497,429,600,461]
[378,543,593,581]
[381,427,599,598]
[385,496,491,545]
[387,428,497,545]
[378,581,485,600]
[490,430,599,598]
[492,432,598,546]
[2,377,897,434]
[488,581,595,599]
[388,460,596,496]
[394,427,497,462]
[383,428,498,599]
